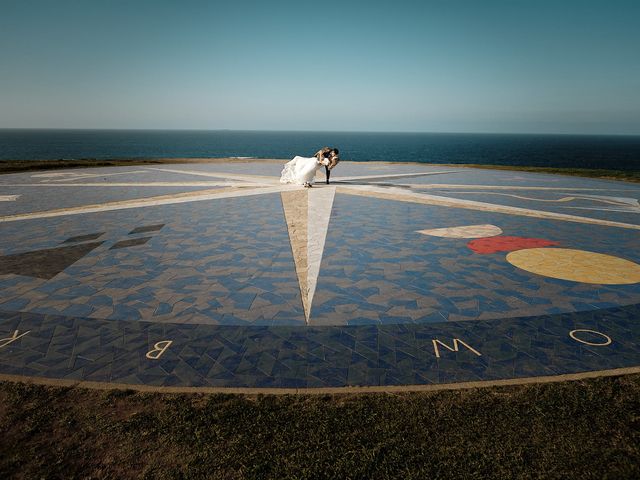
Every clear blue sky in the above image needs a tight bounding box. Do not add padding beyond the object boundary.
[1,0,639,134]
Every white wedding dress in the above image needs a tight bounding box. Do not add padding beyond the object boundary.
[280,156,329,185]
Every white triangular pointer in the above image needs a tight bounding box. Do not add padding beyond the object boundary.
[306,186,336,322]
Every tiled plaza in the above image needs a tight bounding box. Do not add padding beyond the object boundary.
[1,161,639,389]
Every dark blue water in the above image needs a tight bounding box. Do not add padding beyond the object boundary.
[1,129,639,170]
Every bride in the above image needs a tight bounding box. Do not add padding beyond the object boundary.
[280,155,329,187]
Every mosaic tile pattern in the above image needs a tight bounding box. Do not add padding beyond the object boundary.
[0,161,639,388]
[415,188,640,225]
[0,303,638,388]
[0,184,220,216]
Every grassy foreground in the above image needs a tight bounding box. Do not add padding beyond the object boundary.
[1,375,639,479]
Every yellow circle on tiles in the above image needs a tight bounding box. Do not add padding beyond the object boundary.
[506,248,640,285]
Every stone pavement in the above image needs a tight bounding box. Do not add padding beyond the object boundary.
[1,161,639,389]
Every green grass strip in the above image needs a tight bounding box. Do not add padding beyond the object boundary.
[1,375,639,479]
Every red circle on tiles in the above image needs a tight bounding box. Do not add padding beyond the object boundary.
[467,236,559,254]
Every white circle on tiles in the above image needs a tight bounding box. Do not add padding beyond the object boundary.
[416,224,503,239]
[569,329,612,347]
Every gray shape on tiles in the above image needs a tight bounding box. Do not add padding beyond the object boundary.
[62,232,105,243]
[110,237,152,250]
[0,242,104,280]
[129,224,165,235]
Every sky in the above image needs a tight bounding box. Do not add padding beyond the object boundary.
[1,0,639,134]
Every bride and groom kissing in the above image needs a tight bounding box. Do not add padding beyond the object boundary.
[279,147,340,187]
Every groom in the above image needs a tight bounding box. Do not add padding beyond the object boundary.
[314,147,340,184]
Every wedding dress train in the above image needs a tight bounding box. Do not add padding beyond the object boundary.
[280,156,327,185]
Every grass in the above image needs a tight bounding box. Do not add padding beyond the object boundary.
[1,375,639,479]
[0,159,638,183]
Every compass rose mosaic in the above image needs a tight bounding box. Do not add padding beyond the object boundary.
[1,161,639,390]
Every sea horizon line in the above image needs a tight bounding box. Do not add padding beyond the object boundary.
[1,128,639,138]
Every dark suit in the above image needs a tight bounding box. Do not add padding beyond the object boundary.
[314,147,340,184]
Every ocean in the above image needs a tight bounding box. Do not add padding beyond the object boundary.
[0,129,639,170]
